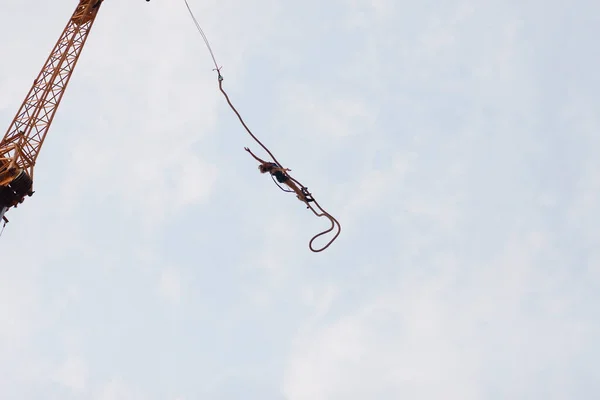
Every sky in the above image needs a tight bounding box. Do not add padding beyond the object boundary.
[1,0,600,399]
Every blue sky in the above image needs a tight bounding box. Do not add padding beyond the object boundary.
[1,0,600,399]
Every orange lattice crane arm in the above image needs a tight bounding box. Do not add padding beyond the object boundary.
[0,0,149,227]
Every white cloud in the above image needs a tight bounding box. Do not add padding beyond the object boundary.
[0,274,38,347]
[52,355,88,393]
[158,267,183,305]
[96,379,145,400]
[277,82,376,139]
[283,225,600,399]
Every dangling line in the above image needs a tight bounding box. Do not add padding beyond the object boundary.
[0,219,6,238]
[182,0,341,252]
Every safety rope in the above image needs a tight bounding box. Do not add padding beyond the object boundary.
[183,0,341,252]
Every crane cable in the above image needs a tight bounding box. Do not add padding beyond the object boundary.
[183,0,341,252]
[183,0,219,71]
[0,215,7,237]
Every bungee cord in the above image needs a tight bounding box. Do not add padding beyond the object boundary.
[183,0,341,252]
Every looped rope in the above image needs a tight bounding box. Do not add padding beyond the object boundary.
[183,0,341,252]
[286,176,342,252]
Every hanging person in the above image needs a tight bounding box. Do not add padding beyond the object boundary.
[244,147,314,205]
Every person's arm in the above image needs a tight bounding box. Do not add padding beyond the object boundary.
[244,147,268,164]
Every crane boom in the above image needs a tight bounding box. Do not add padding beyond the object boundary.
[0,0,105,224]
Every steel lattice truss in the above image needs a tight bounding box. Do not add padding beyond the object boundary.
[0,0,102,185]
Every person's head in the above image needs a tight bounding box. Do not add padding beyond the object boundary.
[258,164,271,174]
